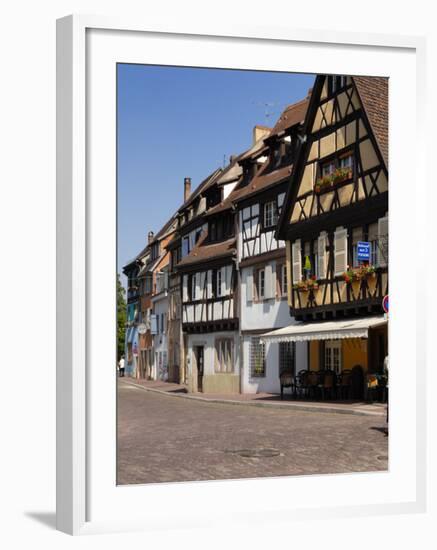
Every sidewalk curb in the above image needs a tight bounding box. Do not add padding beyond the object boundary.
[120,380,385,417]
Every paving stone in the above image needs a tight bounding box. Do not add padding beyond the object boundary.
[117,381,388,485]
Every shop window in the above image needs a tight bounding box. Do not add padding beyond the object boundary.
[324,341,342,374]
[279,342,295,376]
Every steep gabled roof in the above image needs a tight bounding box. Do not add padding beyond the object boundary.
[276,75,389,240]
[352,76,388,165]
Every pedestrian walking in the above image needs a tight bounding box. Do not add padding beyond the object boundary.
[118,355,125,377]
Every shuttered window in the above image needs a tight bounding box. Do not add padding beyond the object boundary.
[334,228,348,276]
[246,269,253,303]
[182,275,188,302]
[317,232,327,279]
[250,337,265,377]
[216,269,223,297]
[377,216,389,267]
[292,240,302,283]
[258,269,265,299]
[207,270,212,299]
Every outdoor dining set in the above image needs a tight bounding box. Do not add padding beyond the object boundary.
[279,367,388,403]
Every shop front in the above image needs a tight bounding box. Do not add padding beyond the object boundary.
[261,315,387,400]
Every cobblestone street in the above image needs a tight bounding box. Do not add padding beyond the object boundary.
[117,379,388,485]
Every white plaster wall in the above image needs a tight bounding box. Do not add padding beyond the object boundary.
[241,336,308,394]
[187,331,240,378]
[240,262,291,332]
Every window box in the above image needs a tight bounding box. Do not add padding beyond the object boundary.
[315,167,353,194]
[293,276,319,292]
[342,265,376,284]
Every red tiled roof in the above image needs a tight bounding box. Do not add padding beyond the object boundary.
[176,231,235,268]
[352,76,388,165]
[268,98,309,137]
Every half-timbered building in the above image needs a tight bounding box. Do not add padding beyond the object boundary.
[123,247,148,378]
[265,75,389,396]
[231,102,311,393]
[175,159,243,393]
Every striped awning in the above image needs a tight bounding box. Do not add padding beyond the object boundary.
[260,316,387,343]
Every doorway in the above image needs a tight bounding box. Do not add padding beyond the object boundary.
[194,346,204,392]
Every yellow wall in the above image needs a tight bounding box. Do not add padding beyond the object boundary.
[309,341,319,371]
[342,338,368,372]
[308,338,368,372]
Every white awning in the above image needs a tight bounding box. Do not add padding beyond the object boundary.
[260,316,387,343]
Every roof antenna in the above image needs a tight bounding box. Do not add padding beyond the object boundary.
[223,154,227,168]
[252,101,281,125]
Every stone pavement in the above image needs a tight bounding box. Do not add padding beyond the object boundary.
[117,379,388,485]
[120,376,386,417]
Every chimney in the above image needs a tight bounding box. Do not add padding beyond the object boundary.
[148,231,154,244]
[184,177,191,202]
[307,87,313,99]
[252,125,271,146]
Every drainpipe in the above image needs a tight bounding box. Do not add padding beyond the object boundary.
[232,203,244,395]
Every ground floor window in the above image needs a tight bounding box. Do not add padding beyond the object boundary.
[250,337,266,377]
[324,340,342,373]
[279,341,295,376]
[215,339,234,373]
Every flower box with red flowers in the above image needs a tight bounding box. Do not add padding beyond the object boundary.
[293,276,320,292]
[342,265,376,283]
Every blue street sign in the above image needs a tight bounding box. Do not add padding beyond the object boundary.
[357,241,371,262]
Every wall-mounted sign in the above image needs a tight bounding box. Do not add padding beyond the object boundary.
[357,241,371,262]
[382,295,389,314]
[137,323,147,335]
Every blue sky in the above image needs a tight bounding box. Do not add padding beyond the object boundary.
[117,64,315,281]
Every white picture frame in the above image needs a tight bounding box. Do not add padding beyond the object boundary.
[56,14,427,536]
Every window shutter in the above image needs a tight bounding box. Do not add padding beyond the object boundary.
[150,314,158,335]
[276,263,282,297]
[292,240,302,283]
[182,275,188,302]
[220,267,226,296]
[207,270,212,298]
[225,265,232,295]
[334,228,348,276]
[377,216,389,267]
[318,232,327,279]
[246,269,253,303]
[199,272,206,299]
[264,263,273,299]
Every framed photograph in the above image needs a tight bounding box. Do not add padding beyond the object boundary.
[56,15,427,535]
